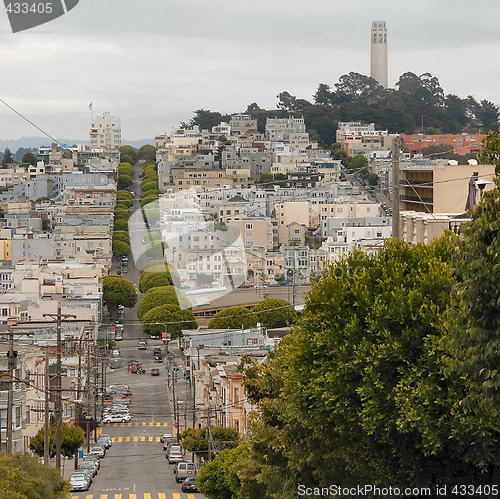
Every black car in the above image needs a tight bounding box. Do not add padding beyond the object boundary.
[181,477,198,493]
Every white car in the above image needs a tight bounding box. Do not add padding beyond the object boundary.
[103,413,131,423]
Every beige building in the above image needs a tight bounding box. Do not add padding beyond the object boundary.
[89,112,121,150]
[400,162,495,214]
[171,170,226,192]
[274,201,310,244]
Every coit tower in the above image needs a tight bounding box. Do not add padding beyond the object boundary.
[370,21,388,88]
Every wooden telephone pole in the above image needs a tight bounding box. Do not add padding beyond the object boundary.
[43,306,76,471]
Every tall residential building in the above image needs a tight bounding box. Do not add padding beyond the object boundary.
[90,112,121,150]
[370,21,388,88]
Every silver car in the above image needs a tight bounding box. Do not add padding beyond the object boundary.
[70,472,91,491]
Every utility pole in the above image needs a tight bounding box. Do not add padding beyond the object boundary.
[6,318,16,454]
[392,137,400,239]
[43,306,76,471]
[207,405,212,461]
[44,344,50,465]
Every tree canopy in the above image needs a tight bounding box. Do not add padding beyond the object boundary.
[225,236,500,496]
[251,298,296,327]
[141,304,197,337]
[138,144,156,161]
[0,453,70,499]
[207,306,258,329]
[137,285,191,320]
[30,423,85,459]
[103,275,137,318]
[119,145,138,164]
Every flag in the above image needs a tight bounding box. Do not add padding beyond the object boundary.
[89,102,92,111]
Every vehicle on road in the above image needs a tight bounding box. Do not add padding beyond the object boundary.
[167,449,184,464]
[69,472,91,491]
[82,455,100,469]
[161,432,174,443]
[151,368,160,376]
[154,355,162,363]
[138,341,147,350]
[78,460,98,477]
[89,446,105,458]
[175,462,196,483]
[181,477,198,493]
[103,413,131,423]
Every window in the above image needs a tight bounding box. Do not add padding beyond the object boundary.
[234,388,239,405]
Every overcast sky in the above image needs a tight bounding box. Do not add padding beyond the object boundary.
[0,0,499,142]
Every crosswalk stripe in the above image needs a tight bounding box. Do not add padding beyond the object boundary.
[114,494,122,499]
[144,494,152,499]
[126,436,130,442]
[158,494,166,499]
[117,437,123,442]
[100,495,108,499]
[187,495,196,499]
[172,494,181,499]
[148,436,153,442]
[129,494,137,499]
[156,422,161,426]
[134,436,138,442]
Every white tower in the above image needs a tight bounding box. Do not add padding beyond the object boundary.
[370,21,388,88]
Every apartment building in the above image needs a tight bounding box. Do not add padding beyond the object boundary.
[89,112,121,149]
[400,133,486,156]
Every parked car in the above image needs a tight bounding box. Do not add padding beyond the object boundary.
[103,413,131,423]
[97,436,112,449]
[69,472,91,491]
[151,368,160,376]
[161,432,174,443]
[175,462,197,483]
[89,446,105,458]
[78,461,97,477]
[167,449,184,464]
[82,454,100,469]
[181,477,198,493]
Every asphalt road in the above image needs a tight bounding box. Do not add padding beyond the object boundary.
[68,162,205,498]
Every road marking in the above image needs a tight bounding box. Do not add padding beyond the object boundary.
[129,494,137,499]
[187,495,197,499]
[85,495,92,499]
[99,495,108,499]
[172,494,181,499]
[144,494,152,499]
[133,436,138,442]
[148,436,153,442]
[114,495,122,499]
[117,437,122,442]
[158,494,166,499]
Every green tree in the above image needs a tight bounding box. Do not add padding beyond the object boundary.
[251,298,296,327]
[238,237,498,495]
[139,270,174,293]
[21,151,37,165]
[1,148,14,167]
[120,154,134,165]
[140,189,162,207]
[140,180,158,193]
[119,145,138,164]
[118,174,133,190]
[137,285,191,320]
[118,163,134,177]
[141,304,197,337]
[138,144,156,161]
[30,423,85,459]
[0,453,70,499]
[207,306,258,329]
[313,83,333,106]
[112,239,130,257]
[112,231,130,245]
[189,109,224,130]
[102,275,137,318]
[182,426,239,461]
[116,191,134,208]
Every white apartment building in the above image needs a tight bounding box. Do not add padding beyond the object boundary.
[90,112,121,149]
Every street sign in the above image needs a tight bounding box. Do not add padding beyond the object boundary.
[162,331,166,341]
[165,366,171,370]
